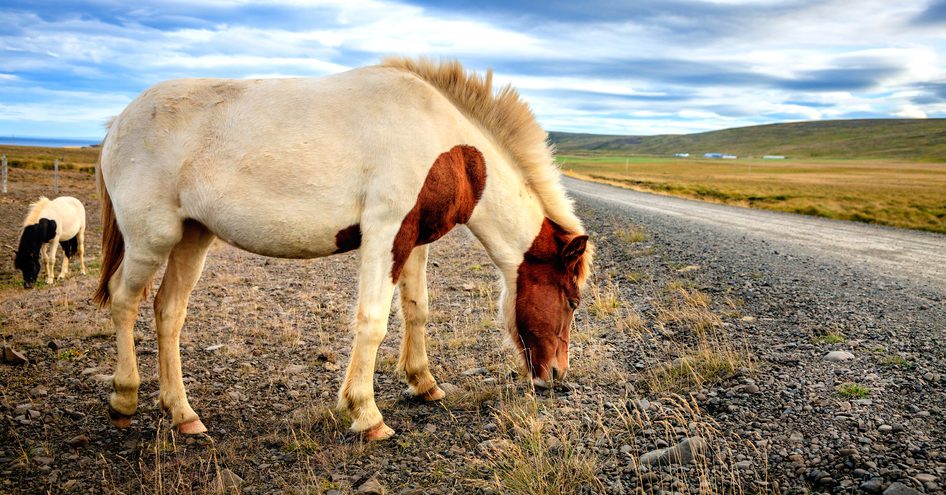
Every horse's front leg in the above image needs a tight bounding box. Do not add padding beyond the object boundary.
[338,232,398,441]
[45,240,59,284]
[397,245,444,401]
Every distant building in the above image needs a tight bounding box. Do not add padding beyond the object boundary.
[673,153,690,158]
[722,154,738,159]
[704,153,722,159]
[763,155,786,159]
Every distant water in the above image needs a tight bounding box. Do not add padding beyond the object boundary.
[0,136,102,148]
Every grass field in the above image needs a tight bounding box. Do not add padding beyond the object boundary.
[0,145,99,171]
[559,155,946,234]
[550,118,946,161]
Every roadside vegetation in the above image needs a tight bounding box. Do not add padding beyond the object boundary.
[560,155,946,234]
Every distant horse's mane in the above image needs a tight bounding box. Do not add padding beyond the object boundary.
[381,57,592,284]
[22,196,51,227]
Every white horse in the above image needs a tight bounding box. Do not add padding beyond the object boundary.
[95,57,591,441]
[14,196,87,288]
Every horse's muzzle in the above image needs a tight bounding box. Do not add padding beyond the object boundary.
[531,366,566,389]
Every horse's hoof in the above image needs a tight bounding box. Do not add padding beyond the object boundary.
[108,405,133,428]
[176,419,207,435]
[362,422,395,442]
[422,385,446,401]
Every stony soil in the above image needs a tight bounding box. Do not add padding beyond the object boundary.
[0,167,943,494]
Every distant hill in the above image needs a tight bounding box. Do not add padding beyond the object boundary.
[548,119,946,161]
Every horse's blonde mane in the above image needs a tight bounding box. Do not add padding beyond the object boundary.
[22,196,51,226]
[381,57,592,284]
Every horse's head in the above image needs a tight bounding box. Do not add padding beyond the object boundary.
[15,219,56,288]
[509,219,590,388]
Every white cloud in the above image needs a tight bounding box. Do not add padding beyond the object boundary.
[895,105,928,118]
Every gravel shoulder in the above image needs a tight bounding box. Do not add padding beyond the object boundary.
[568,177,946,493]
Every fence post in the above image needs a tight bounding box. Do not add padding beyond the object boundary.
[54,158,59,194]
[2,154,6,194]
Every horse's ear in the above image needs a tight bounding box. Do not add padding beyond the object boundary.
[562,235,588,265]
[38,219,57,242]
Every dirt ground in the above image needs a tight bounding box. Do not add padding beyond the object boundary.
[1,167,942,494]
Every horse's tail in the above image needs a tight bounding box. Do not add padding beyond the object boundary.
[93,150,124,308]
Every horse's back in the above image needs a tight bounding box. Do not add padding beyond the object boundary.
[101,66,491,259]
[44,197,85,239]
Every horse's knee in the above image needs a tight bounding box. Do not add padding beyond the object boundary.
[355,311,388,343]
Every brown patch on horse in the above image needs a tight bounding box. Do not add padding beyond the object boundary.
[333,224,362,254]
[515,218,588,380]
[390,145,486,282]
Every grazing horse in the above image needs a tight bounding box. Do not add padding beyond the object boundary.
[94,57,592,440]
[14,196,87,288]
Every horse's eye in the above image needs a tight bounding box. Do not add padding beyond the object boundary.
[568,298,579,310]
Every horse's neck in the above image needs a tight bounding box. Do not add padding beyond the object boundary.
[466,164,545,277]
[25,203,52,226]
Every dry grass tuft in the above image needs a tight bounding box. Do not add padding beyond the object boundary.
[588,281,621,318]
[618,394,769,494]
[644,345,752,394]
[471,396,605,495]
[615,225,648,244]
[654,285,722,337]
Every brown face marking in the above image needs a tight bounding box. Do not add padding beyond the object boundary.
[333,224,362,254]
[515,218,589,381]
[390,145,487,282]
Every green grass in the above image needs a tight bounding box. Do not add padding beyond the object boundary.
[879,355,910,368]
[814,332,845,344]
[57,349,84,361]
[836,382,871,399]
[550,119,946,161]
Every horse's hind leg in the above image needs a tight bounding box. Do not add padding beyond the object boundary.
[108,244,170,426]
[57,242,69,280]
[154,221,214,434]
[396,245,444,401]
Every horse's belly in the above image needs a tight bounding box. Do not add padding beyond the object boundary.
[205,212,357,258]
[186,186,362,259]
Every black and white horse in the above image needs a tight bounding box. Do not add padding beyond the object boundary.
[14,196,87,288]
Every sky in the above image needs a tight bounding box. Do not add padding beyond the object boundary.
[1,0,945,139]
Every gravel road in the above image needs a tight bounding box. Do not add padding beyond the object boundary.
[566,177,946,291]
[568,176,946,494]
